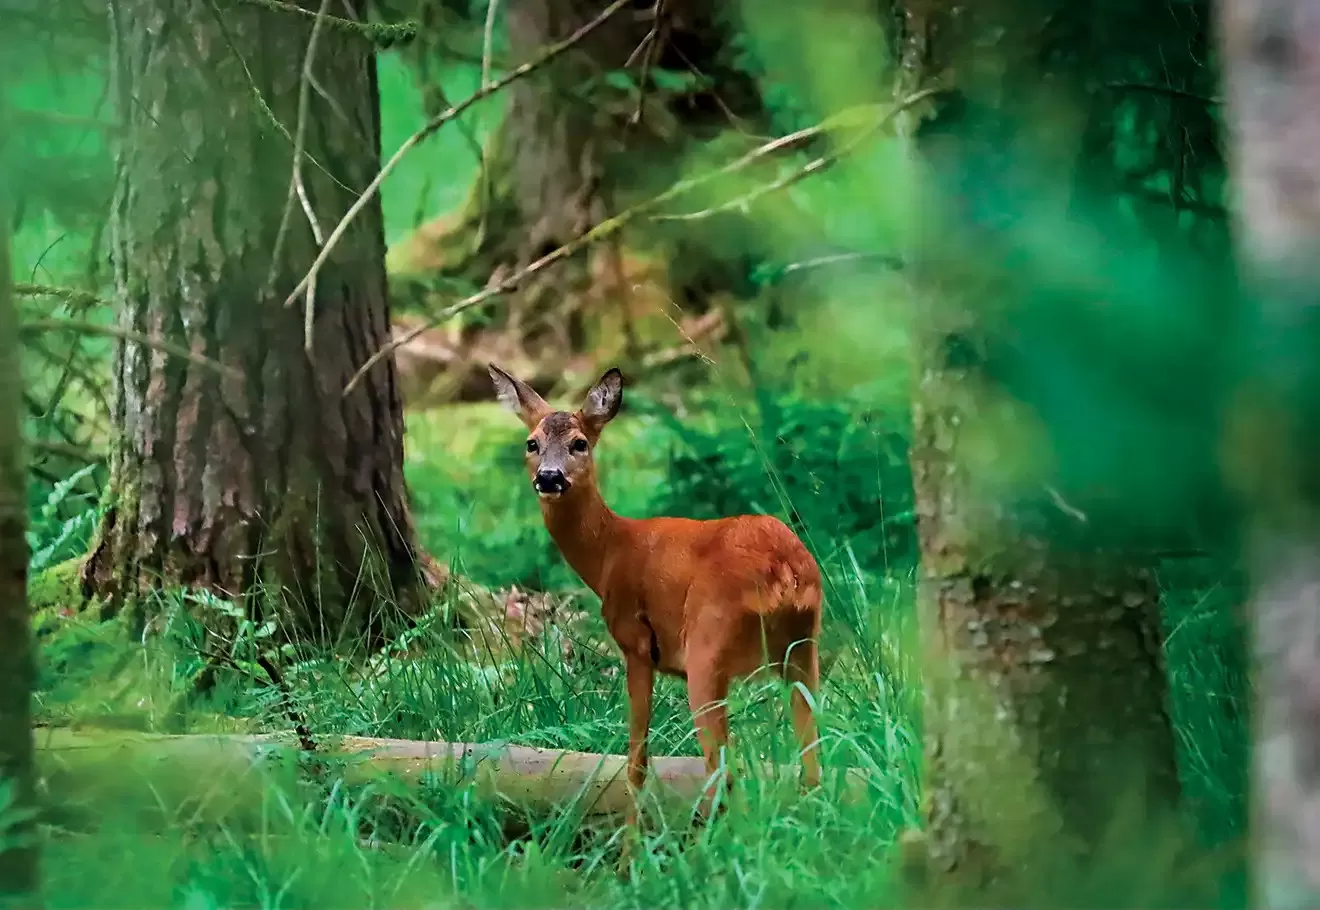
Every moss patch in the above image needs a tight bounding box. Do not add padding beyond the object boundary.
[30,556,86,635]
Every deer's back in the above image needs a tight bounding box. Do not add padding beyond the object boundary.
[603,512,821,615]
[596,512,821,677]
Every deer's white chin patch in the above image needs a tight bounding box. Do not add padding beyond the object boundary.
[536,490,566,502]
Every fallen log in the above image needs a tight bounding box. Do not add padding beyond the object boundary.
[35,727,872,828]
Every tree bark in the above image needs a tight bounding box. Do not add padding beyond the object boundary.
[83,0,433,645]
[1217,2,1320,906]
[900,0,1182,896]
[0,108,40,900]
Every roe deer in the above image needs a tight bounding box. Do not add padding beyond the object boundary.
[487,364,823,837]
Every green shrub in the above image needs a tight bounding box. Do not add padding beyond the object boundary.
[646,388,916,576]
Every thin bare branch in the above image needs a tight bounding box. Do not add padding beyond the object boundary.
[627,0,666,127]
[22,335,112,422]
[20,319,240,379]
[282,0,634,309]
[24,391,101,447]
[265,0,331,352]
[200,0,353,199]
[266,0,329,297]
[342,88,944,397]
[649,97,901,223]
[40,332,88,425]
[779,251,906,277]
[1104,81,1221,105]
[481,0,500,88]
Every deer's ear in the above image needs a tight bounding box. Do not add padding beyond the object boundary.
[488,363,552,431]
[581,367,623,436]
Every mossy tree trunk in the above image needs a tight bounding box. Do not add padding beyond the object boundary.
[0,100,39,900]
[900,0,1182,896]
[82,0,433,645]
[1218,1,1320,905]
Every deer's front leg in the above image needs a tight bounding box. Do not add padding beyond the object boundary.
[619,653,654,875]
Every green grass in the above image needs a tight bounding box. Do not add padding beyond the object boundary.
[20,389,1248,909]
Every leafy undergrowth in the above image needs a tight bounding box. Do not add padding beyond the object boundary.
[22,397,1250,908]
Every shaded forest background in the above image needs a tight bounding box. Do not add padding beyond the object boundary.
[4,0,1303,906]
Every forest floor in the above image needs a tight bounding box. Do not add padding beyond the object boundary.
[25,397,1250,909]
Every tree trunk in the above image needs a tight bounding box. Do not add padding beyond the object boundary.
[906,269,1183,895]
[900,1,1182,897]
[0,117,40,900]
[82,0,433,645]
[1217,2,1320,906]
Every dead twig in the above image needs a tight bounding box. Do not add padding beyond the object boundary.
[654,86,944,224]
[23,337,112,423]
[20,319,240,380]
[342,87,945,396]
[266,0,331,351]
[481,0,500,89]
[779,251,906,276]
[181,615,319,754]
[283,0,634,309]
[627,0,666,127]
[649,102,895,223]
[1104,81,1221,105]
[24,391,100,448]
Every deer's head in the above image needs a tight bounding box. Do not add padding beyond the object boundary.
[488,365,623,501]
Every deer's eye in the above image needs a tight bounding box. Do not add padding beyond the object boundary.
[570,438,589,454]
[525,438,539,454]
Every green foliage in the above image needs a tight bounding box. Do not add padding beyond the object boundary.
[645,387,916,574]
[26,463,99,574]
[375,52,485,247]
[403,403,582,591]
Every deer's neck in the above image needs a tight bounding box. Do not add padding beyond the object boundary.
[540,484,623,596]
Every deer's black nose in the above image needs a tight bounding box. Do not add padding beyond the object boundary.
[534,469,570,495]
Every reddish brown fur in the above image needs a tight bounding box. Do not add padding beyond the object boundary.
[488,364,823,862]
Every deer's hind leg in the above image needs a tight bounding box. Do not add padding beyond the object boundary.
[783,634,821,790]
[686,660,732,818]
[684,612,735,819]
[682,583,765,819]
